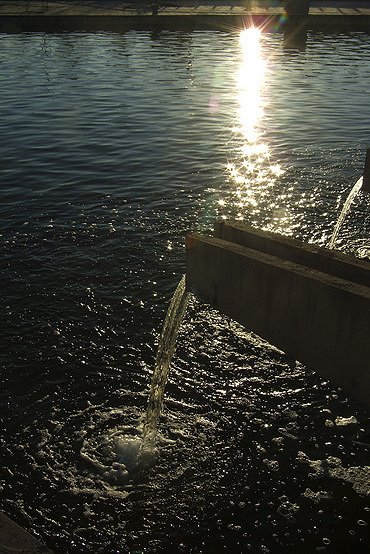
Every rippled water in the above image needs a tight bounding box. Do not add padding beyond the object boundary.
[1,29,370,553]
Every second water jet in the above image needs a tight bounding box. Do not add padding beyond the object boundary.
[328,176,363,249]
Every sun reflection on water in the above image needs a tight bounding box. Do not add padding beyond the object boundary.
[220,27,288,229]
[237,27,266,145]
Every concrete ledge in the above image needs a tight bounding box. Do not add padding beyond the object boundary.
[215,221,370,287]
[0,512,52,553]
[186,229,370,406]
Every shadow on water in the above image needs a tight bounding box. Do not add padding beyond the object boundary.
[283,23,307,51]
[0,14,251,34]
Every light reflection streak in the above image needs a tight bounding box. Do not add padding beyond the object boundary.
[237,27,266,145]
[219,28,289,230]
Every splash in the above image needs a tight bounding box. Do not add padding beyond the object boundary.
[327,176,363,249]
[80,277,189,482]
[80,425,144,485]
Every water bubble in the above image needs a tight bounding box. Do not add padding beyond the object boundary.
[322,537,330,545]
[227,523,241,531]
[357,520,367,527]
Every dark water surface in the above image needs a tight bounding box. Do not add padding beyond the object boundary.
[1,29,370,553]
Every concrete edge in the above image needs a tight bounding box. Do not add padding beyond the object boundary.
[0,512,53,553]
[214,220,370,287]
[186,232,370,405]
[186,233,370,298]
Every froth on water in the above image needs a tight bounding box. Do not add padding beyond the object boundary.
[80,426,148,485]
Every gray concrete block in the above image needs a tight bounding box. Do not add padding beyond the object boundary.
[186,230,370,406]
[215,221,370,286]
[0,512,52,553]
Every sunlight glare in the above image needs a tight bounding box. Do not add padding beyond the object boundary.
[237,27,266,145]
[219,27,286,226]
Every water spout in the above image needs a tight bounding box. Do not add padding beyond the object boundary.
[79,276,189,479]
[140,275,189,456]
[327,177,363,249]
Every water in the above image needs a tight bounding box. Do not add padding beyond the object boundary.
[141,275,189,453]
[328,176,364,249]
[1,29,370,554]
[79,275,188,482]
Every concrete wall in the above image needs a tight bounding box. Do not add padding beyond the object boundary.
[0,512,52,553]
[186,226,370,407]
[215,221,370,286]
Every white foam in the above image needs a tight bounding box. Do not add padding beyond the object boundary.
[335,416,358,426]
[114,435,143,472]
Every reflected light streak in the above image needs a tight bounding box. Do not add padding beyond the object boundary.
[237,27,266,145]
[220,27,288,230]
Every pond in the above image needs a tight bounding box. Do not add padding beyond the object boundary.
[1,28,370,553]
